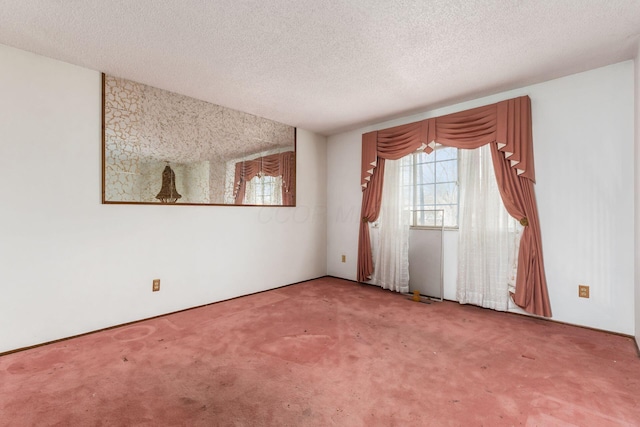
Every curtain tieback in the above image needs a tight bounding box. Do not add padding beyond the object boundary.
[520,217,529,226]
[362,216,369,223]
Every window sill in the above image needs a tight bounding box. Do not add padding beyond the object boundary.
[409,226,459,231]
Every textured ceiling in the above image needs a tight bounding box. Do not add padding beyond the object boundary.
[1,0,639,135]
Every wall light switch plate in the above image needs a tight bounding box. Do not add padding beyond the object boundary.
[341,255,346,263]
[152,279,160,292]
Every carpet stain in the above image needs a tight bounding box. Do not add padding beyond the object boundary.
[527,394,633,427]
[217,372,237,387]
[5,348,70,375]
[111,325,156,341]
[5,363,26,375]
[258,334,335,364]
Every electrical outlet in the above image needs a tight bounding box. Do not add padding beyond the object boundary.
[152,279,160,292]
[341,255,346,263]
[578,284,589,298]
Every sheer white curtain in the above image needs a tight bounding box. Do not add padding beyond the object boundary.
[457,144,522,311]
[244,175,283,205]
[370,159,410,293]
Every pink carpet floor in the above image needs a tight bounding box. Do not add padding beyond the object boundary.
[1,277,639,426]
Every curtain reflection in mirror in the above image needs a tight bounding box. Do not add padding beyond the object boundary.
[230,150,295,205]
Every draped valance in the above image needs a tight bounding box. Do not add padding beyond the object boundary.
[362,97,535,191]
[357,96,551,317]
[233,151,295,205]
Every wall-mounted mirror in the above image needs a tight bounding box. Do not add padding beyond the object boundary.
[102,74,296,206]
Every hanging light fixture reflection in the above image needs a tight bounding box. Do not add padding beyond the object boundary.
[156,163,182,204]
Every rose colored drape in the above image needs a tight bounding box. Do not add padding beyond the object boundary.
[233,151,295,205]
[357,96,551,317]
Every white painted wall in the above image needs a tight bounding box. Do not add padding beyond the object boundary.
[0,44,327,353]
[328,61,635,334]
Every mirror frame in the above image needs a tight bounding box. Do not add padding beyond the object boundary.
[101,73,296,207]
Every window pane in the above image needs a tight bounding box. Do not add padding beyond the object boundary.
[435,146,457,161]
[422,209,438,227]
[414,207,429,227]
[436,160,457,183]
[416,183,435,206]
[417,162,435,184]
[412,206,447,227]
[403,148,459,229]
[401,164,412,182]
[435,182,457,205]
[402,185,413,208]
[415,151,432,163]
[413,210,422,226]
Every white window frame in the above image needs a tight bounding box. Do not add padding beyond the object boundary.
[401,144,459,229]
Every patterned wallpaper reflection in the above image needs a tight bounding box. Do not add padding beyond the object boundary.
[103,75,295,204]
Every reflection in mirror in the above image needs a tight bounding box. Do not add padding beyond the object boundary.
[102,74,296,206]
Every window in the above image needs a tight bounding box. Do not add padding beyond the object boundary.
[400,145,459,228]
[244,175,283,205]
